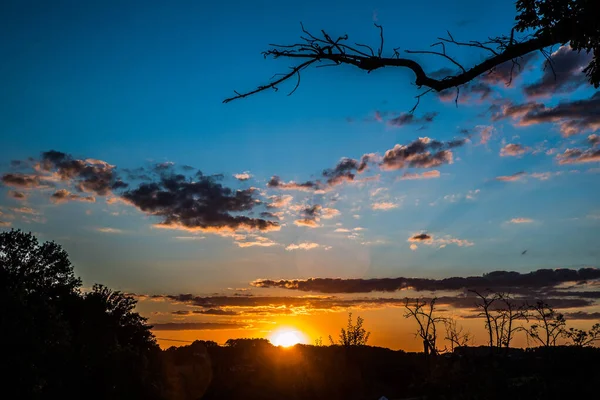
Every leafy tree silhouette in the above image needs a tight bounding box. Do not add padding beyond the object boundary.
[0,230,163,399]
[329,312,371,346]
[224,0,599,106]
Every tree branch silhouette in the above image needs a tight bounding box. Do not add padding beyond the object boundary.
[224,1,599,107]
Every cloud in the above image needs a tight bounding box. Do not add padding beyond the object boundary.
[495,171,526,182]
[267,176,321,192]
[174,236,206,240]
[1,173,44,188]
[409,233,432,242]
[478,126,494,145]
[493,93,600,137]
[250,268,600,294]
[388,112,438,127]
[334,228,350,233]
[563,311,600,320]
[381,137,464,171]
[589,134,600,147]
[523,45,592,98]
[322,155,372,186]
[172,308,239,316]
[50,189,96,204]
[152,322,246,331]
[371,201,399,211]
[408,232,473,249]
[235,237,279,248]
[508,218,534,224]
[285,242,321,251]
[7,191,27,200]
[0,221,11,228]
[123,173,279,233]
[321,207,340,219]
[266,194,293,208]
[10,207,38,215]
[439,81,492,104]
[38,150,126,195]
[96,227,123,234]
[398,170,441,180]
[500,143,529,157]
[480,52,537,86]
[233,172,252,181]
[556,148,600,164]
[293,218,320,228]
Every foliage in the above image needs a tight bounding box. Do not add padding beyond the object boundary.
[329,312,371,346]
[564,323,600,347]
[0,230,163,399]
[515,0,600,87]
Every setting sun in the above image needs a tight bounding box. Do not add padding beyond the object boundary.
[270,328,305,347]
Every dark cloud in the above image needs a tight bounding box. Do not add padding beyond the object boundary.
[388,112,438,127]
[321,155,373,186]
[409,233,432,242]
[123,173,279,233]
[259,211,279,220]
[523,45,593,98]
[556,148,600,164]
[267,176,322,192]
[8,191,27,200]
[563,311,600,320]
[381,137,465,170]
[589,134,600,146]
[1,173,44,188]
[251,268,600,294]
[139,291,593,315]
[172,308,239,316]
[50,189,96,204]
[39,150,123,195]
[152,322,245,331]
[494,92,600,137]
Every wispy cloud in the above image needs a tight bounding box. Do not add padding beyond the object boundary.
[96,227,124,234]
[286,242,323,251]
[371,201,399,211]
[508,218,534,224]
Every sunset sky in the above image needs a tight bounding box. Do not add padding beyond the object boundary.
[1,0,599,350]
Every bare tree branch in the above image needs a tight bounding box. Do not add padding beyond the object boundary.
[223,23,568,104]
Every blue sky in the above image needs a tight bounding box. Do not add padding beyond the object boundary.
[1,0,599,347]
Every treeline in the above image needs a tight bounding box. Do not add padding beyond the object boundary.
[2,230,599,399]
[164,339,600,400]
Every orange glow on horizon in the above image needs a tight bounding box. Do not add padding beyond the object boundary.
[269,327,307,347]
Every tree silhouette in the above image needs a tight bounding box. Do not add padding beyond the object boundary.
[329,312,371,346]
[224,0,598,106]
[443,317,472,352]
[564,323,600,347]
[472,291,529,350]
[526,300,566,347]
[403,298,445,357]
[0,230,163,399]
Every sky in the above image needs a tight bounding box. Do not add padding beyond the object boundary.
[1,0,599,350]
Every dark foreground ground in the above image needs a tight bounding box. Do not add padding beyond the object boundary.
[161,341,600,400]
